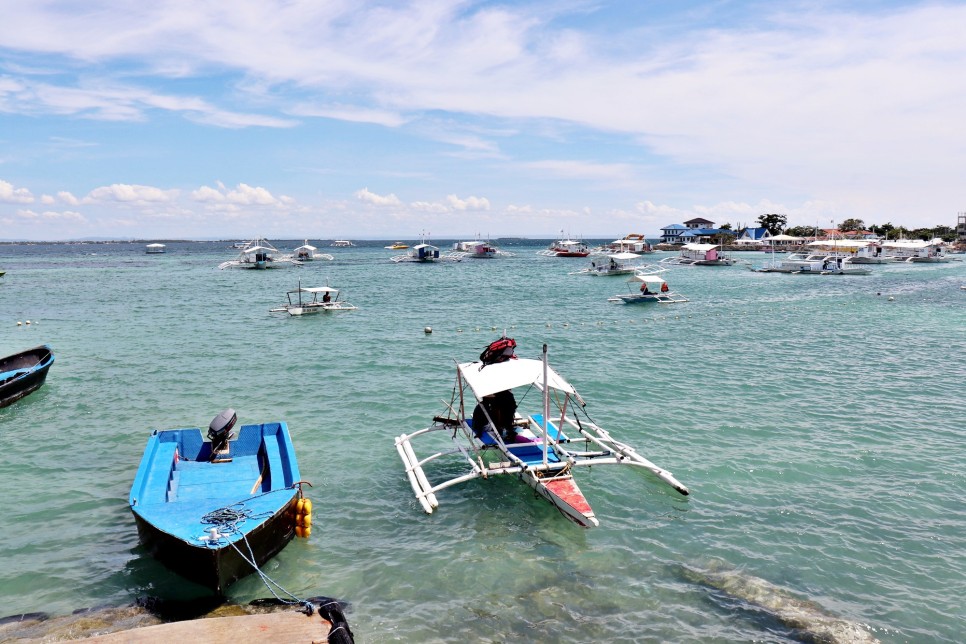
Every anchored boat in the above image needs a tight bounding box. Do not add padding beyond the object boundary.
[609,269,689,303]
[270,281,358,315]
[0,344,55,408]
[292,240,334,261]
[129,410,309,593]
[218,238,301,269]
[395,340,689,528]
[661,243,736,266]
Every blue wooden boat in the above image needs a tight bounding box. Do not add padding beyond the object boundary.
[0,344,54,408]
[129,411,303,593]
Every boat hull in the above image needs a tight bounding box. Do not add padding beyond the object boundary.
[0,345,54,408]
[131,496,298,593]
[528,472,598,528]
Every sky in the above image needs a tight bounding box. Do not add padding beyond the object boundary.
[1,0,965,241]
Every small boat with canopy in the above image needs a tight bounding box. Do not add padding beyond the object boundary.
[609,269,689,304]
[394,339,689,528]
[269,281,358,315]
[292,240,333,261]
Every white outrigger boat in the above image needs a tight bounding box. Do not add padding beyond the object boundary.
[293,240,334,261]
[609,270,689,304]
[749,252,870,275]
[392,242,462,263]
[218,238,301,269]
[394,340,689,528]
[661,243,736,266]
[451,239,512,259]
[269,281,357,315]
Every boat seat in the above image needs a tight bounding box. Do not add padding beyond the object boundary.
[528,414,569,442]
[142,441,179,504]
[506,444,560,465]
[0,368,30,382]
[169,455,260,501]
[263,438,286,490]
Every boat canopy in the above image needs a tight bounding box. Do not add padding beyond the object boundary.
[628,274,667,286]
[457,358,575,400]
[243,245,273,254]
[881,239,932,249]
[291,286,338,294]
[808,239,874,249]
[607,252,640,261]
[295,243,317,250]
[146,243,165,248]
[682,243,719,251]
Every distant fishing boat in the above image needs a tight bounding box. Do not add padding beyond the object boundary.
[537,238,590,257]
[0,344,55,408]
[218,238,300,269]
[145,243,166,254]
[661,243,736,266]
[292,240,333,261]
[129,410,308,593]
[269,280,358,315]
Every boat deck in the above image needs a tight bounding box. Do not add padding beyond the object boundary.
[474,414,571,465]
[131,425,296,545]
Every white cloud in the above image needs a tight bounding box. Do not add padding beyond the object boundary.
[410,200,449,214]
[355,187,402,207]
[58,191,80,205]
[16,208,86,222]
[288,103,407,128]
[0,179,34,203]
[40,194,55,204]
[191,183,287,206]
[85,184,178,203]
[445,194,490,211]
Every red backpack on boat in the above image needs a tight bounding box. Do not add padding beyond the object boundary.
[480,337,517,366]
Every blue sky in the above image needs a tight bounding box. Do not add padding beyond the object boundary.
[1,0,964,240]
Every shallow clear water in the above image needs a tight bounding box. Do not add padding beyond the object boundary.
[1,241,963,642]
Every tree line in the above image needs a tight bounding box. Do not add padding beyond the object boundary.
[715,214,958,242]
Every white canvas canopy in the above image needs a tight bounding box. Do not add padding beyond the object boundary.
[145,243,165,248]
[808,239,874,249]
[628,274,667,286]
[607,252,640,261]
[881,239,931,249]
[294,243,317,251]
[457,358,576,400]
[293,286,338,293]
[682,243,719,251]
[243,246,274,254]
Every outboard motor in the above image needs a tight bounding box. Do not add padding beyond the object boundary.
[208,408,237,461]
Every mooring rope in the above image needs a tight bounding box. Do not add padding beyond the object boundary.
[199,485,316,615]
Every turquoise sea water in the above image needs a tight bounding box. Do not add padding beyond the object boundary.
[0,240,963,643]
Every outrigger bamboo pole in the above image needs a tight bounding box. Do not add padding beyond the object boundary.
[542,344,549,467]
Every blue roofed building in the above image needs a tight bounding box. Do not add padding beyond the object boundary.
[663,218,737,244]
[737,227,772,242]
[660,223,688,244]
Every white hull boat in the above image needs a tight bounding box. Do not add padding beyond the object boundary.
[270,281,357,315]
[394,340,689,528]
